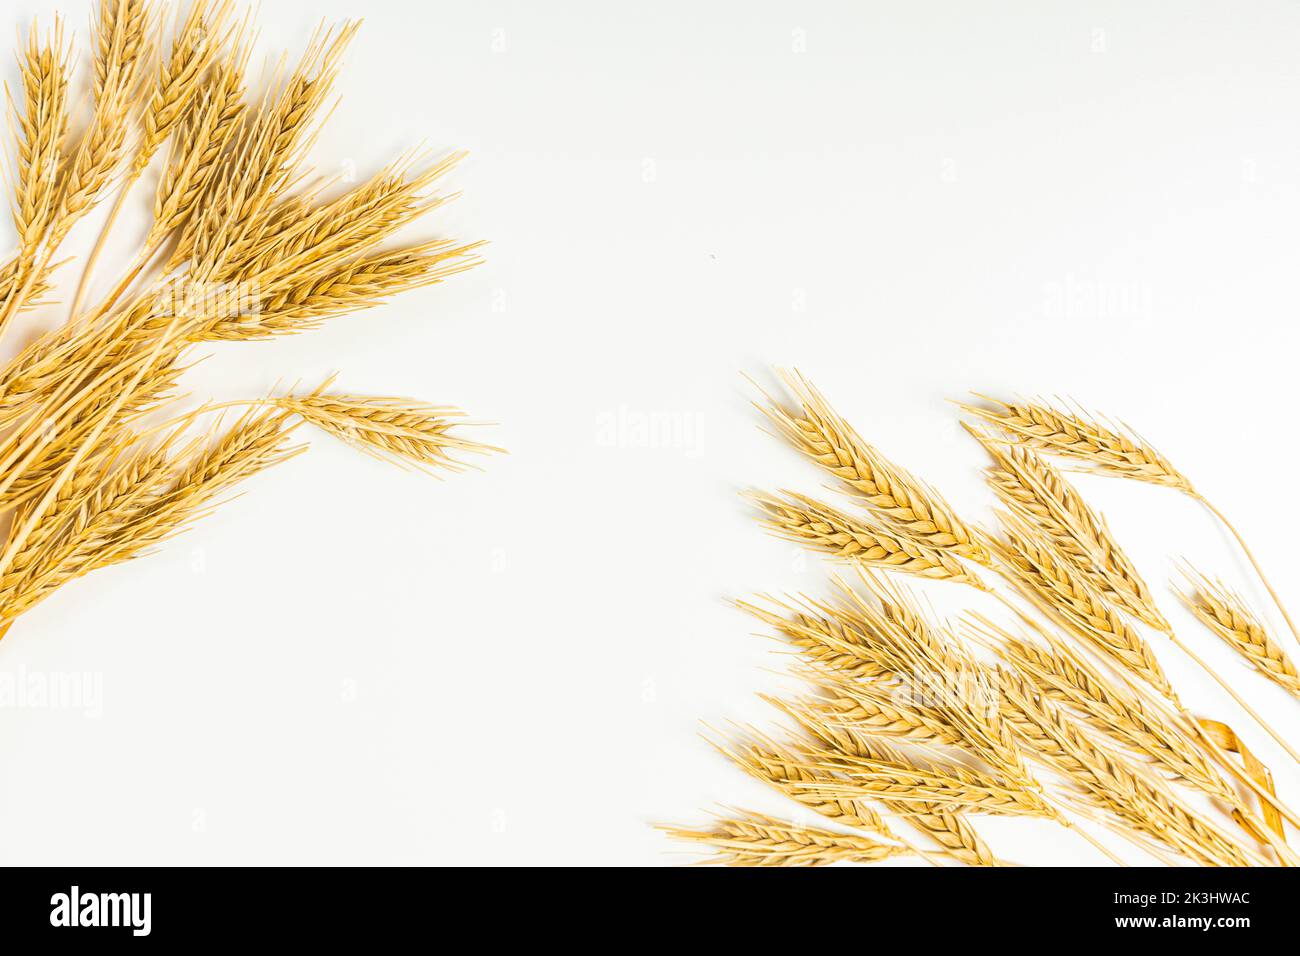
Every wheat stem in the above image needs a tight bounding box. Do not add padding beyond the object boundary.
[67,174,134,319]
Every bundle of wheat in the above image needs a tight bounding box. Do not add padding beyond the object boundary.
[0,2,495,637]
[667,372,1297,866]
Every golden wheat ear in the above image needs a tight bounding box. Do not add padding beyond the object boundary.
[274,393,503,474]
[958,394,1193,491]
[659,810,911,867]
[1176,566,1300,698]
[745,489,985,588]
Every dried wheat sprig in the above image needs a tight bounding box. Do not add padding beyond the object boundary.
[210,240,484,340]
[773,683,964,747]
[146,43,249,250]
[98,407,303,563]
[52,0,151,243]
[737,597,896,682]
[970,426,1165,630]
[718,724,1006,865]
[224,152,464,287]
[784,706,1055,818]
[6,18,72,262]
[714,736,891,834]
[840,570,1039,783]
[747,490,986,587]
[1179,569,1300,698]
[90,0,151,102]
[763,750,1048,816]
[270,393,501,473]
[133,0,235,176]
[896,805,1002,866]
[959,396,1192,491]
[661,811,911,866]
[756,371,989,563]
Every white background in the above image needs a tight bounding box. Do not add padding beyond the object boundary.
[2,0,1300,865]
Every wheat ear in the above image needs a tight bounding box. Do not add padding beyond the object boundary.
[1178,569,1300,698]
[269,393,501,473]
[661,811,911,866]
[746,489,987,588]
